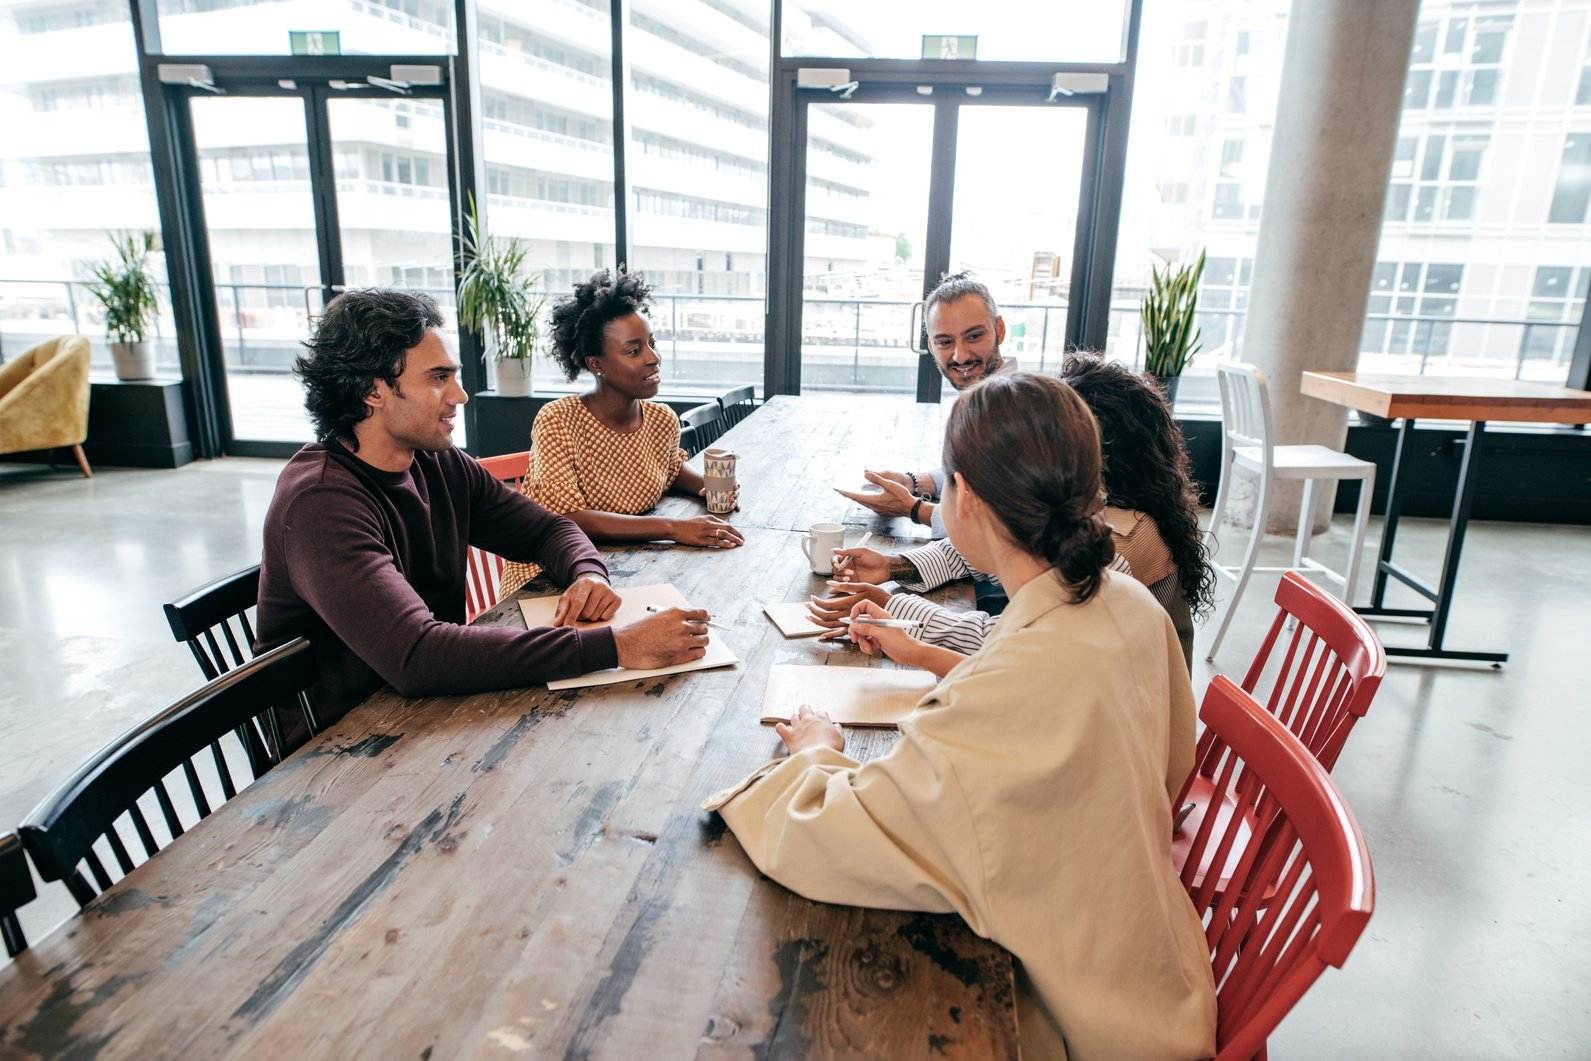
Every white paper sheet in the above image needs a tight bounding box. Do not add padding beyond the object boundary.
[517,583,738,690]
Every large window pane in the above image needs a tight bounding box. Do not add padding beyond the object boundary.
[154,0,454,55]
[473,0,617,394]
[781,0,1130,64]
[0,3,165,370]
[799,103,931,394]
[190,97,320,444]
[625,0,769,392]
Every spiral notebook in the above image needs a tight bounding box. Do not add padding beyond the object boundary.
[758,663,938,728]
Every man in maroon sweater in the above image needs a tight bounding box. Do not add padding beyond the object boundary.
[256,289,708,724]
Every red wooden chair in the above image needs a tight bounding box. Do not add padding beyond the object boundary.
[1182,676,1375,1060]
[466,451,531,622]
[1175,572,1385,888]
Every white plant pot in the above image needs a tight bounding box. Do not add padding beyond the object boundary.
[495,358,532,397]
[110,341,156,381]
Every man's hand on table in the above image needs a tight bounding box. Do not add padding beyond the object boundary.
[553,573,621,626]
[613,607,711,668]
[835,469,920,518]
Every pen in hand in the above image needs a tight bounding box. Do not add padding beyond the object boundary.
[832,531,871,572]
[843,616,924,630]
[644,603,731,631]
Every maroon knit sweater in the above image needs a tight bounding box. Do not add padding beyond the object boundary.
[256,441,618,722]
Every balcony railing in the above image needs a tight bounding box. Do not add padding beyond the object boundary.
[2,279,1579,397]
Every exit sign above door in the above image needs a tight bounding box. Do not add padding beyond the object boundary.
[922,35,977,60]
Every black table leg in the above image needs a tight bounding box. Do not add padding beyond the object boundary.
[1356,416,1507,665]
[1370,416,1417,609]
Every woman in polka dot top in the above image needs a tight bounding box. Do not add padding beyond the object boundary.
[499,270,743,596]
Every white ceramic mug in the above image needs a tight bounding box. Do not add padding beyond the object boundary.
[801,522,845,575]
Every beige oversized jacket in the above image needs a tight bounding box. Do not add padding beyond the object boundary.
[706,570,1216,1060]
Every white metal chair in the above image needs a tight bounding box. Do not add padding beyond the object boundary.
[1204,362,1375,660]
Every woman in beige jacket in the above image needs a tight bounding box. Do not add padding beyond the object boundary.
[705,372,1216,1059]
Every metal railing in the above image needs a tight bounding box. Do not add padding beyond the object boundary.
[2,278,1578,390]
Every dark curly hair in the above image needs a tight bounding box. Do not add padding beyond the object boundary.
[295,289,444,449]
[547,269,653,382]
[942,372,1115,604]
[1059,354,1216,619]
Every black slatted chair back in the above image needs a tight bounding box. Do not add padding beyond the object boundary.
[163,564,320,768]
[717,384,759,428]
[679,402,725,457]
[20,639,319,908]
[1,831,35,958]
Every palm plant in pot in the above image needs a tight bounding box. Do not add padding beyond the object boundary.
[456,198,543,397]
[85,230,161,381]
[1140,248,1206,404]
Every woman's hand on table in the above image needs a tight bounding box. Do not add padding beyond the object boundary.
[809,582,891,636]
[827,546,892,585]
[671,515,745,549]
[553,573,620,625]
[612,607,711,668]
[776,704,845,755]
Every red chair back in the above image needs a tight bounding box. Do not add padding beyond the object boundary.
[466,451,531,622]
[1176,573,1384,885]
[1240,572,1385,771]
[1182,676,1375,1060]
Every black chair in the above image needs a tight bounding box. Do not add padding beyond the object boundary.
[679,401,726,457]
[20,638,319,907]
[163,564,320,768]
[717,384,759,429]
[1,831,35,957]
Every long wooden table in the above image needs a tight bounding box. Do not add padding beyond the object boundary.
[0,395,1019,1058]
[1301,372,1591,664]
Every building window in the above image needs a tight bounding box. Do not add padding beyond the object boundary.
[1524,265,1590,362]
[1386,134,1486,223]
[1548,134,1591,223]
[1404,14,1510,110]
[1363,261,1463,360]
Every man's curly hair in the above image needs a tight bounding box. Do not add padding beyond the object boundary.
[547,269,653,382]
[295,289,444,449]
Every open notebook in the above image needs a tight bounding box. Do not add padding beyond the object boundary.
[517,583,738,690]
[759,663,938,728]
[762,600,830,639]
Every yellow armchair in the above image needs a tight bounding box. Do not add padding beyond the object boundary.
[0,336,93,477]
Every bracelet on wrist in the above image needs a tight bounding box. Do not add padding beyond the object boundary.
[910,497,926,525]
[907,471,920,495]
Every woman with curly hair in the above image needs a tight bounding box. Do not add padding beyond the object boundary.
[813,354,1213,668]
[498,270,741,596]
[709,372,1216,1060]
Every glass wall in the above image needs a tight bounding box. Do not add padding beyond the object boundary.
[624,0,769,394]
[1116,0,1591,398]
[154,0,455,54]
[0,0,165,370]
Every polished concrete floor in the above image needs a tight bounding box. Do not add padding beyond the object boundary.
[1,457,1588,1057]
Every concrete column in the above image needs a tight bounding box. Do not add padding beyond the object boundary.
[1237,0,1420,533]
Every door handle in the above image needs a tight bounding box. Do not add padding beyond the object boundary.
[909,300,927,355]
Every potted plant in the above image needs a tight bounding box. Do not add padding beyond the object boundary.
[456,197,543,397]
[1140,248,1206,404]
[85,230,161,381]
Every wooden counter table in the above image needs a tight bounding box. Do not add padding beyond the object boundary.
[0,395,1017,1058]
[1301,372,1591,664]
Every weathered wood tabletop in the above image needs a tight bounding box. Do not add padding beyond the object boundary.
[0,395,1019,1058]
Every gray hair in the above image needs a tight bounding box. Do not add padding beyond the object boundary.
[925,271,999,322]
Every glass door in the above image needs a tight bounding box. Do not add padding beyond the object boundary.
[783,82,1103,399]
[182,80,456,455]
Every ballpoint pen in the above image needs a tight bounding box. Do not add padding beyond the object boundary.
[842,616,924,630]
[644,603,731,631]
[831,531,871,572]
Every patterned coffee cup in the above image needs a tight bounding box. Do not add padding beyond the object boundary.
[703,448,737,514]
